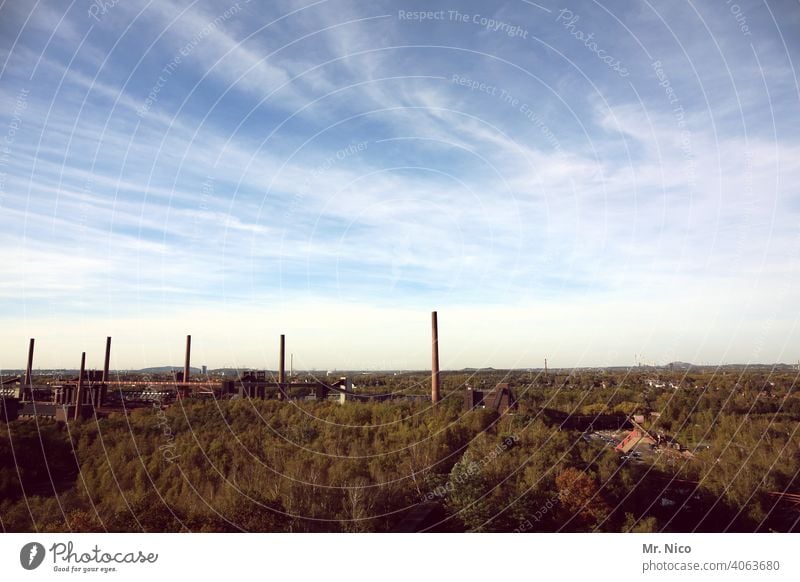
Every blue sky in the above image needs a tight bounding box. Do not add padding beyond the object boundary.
[0,0,798,370]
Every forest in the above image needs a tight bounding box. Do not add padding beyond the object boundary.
[1,368,799,532]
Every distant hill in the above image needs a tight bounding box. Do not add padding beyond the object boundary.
[667,361,695,369]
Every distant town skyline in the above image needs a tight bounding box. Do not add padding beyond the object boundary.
[1,1,798,369]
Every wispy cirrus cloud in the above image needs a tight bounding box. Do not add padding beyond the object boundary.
[0,0,798,367]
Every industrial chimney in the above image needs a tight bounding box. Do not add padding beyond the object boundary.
[23,338,35,400]
[431,311,440,404]
[102,336,112,382]
[74,352,86,421]
[278,334,286,400]
[184,335,191,383]
[279,334,286,384]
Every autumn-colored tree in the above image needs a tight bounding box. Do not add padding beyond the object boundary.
[555,467,610,529]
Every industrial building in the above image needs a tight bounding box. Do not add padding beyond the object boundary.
[1,311,528,423]
[463,382,518,414]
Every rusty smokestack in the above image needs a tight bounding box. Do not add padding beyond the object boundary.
[279,334,286,384]
[277,334,286,401]
[431,311,440,404]
[102,337,112,382]
[24,338,35,389]
[75,352,86,420]
[184,335,191,383]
